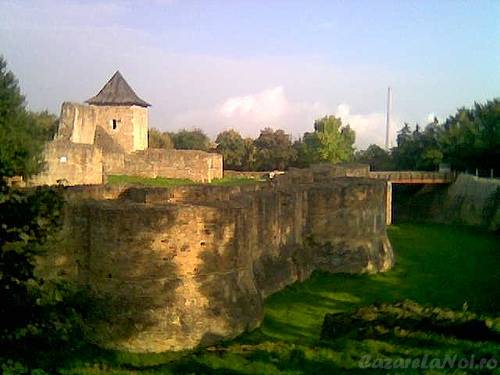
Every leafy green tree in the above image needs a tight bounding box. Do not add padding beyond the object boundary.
[397,122,412,146]
[440,100,500,171]
[291,138,309,168]
[297,115,355,166]
[416,121,443,170]
[215,129,246,170]
[0,57,45,179]
[354,144,394,171]
[421,148,443,169]
[254,128,296,171]
[392,121,443,171]
[148,127,174,149]
[392,123,419,170]
[473,99,500,169]
[28,110,59,141]
[0,57,79,365]
[391,100,499,172]
[170,128,211,151]
[242,137,257,171]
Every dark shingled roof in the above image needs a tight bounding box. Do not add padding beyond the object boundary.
[86,71,151,107]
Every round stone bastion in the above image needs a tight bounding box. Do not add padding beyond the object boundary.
[37,164,394,353]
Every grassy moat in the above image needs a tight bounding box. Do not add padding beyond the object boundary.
[49,224,500,374]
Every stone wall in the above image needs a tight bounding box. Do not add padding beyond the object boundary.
[28,140,103,186]
[104,148,223,183]
[39,165,393,352]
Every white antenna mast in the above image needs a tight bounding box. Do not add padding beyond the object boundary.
[385,86,391,150]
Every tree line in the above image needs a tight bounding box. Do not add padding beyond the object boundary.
[356,99,499,173]
[150,98,499,174]
[150,115,356,171]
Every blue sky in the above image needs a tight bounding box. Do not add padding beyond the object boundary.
[1,0,499,148]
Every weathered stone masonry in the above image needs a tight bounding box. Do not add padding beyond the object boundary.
[40,165,394,353]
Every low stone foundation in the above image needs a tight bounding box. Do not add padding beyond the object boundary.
[39,164,394,352]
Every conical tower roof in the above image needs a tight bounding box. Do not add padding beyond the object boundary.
[86,71,151,107]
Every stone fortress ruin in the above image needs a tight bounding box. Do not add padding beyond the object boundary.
[32,71,395,353]
[40,164,394,353]
[30,71,222,186]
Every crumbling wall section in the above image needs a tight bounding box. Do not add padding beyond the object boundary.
[42,166,393,352]
[56,102,97,145]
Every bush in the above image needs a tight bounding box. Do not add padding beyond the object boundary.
[0,186,88,371]
[321,300,500,342]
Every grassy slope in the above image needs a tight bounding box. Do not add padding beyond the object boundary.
[59,224,500,374]
[106,175,263,187]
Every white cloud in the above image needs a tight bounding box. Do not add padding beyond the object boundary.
[172,87,397,149]
[220,86,288,120]
[171,86,329,139]
[334,104,398,149]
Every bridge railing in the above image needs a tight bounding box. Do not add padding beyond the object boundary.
[369,171,455,184]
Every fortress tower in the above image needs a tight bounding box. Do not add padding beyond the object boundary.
[56,71,150,153]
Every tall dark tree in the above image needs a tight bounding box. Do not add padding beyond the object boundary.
[0,57,76,363]
[392,123,413,169]
[215,129,246,170]
[416,121,443,170]
[253,128,296,171]
[0,57,46,179]
[390,99,499,172]
[242,137,257,171]
[354,144,394,171]
[292,138,309,168]
[440,100,500,171]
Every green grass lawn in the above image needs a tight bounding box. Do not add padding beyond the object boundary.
[107,175,196,187]
[106,175,263,187]
[53,224,500,374]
